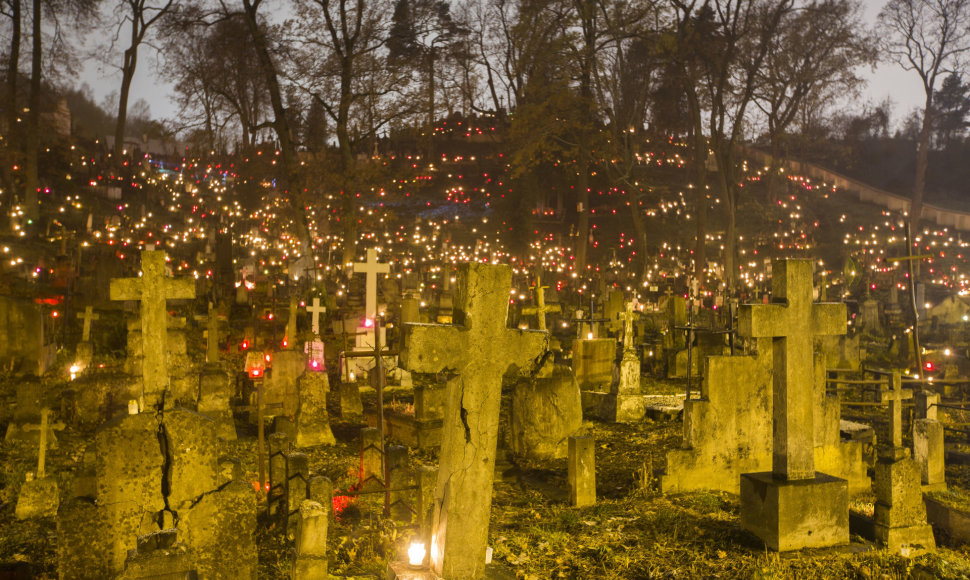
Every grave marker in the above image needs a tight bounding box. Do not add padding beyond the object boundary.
[77,306,99,342]
[738,259,849,551]
[521,271,559,331]
[400,263,547,579]
[110,249,195,406]
[352,248,390,321]
[306,297,327,336]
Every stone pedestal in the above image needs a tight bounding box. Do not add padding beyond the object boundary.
[510,365,582,459]
[573,338,615,391]
[873,451,936,554]
[568,436,596,507]
[293,500,328,579]
[339,382,363,420]
[198,367,236,440]
[15,477,59,519]
[740,472,849,551]
[295,371,335,447]
[614,355,644,423]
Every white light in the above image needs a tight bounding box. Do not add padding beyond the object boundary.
[408,542,426,566]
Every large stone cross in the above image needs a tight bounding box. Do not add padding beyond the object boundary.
[352,248,390,321]
[77,306,99,342]
[738,259,845,480]
[110,249,196,402]
[400,263,547,579]
[306,297,326,336]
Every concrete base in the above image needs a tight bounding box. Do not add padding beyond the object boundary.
[924,495,970,545]
[740,471,849,551]
[386,561,442,580]
[874,523,936,555]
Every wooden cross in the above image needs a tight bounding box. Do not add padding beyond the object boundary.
[306,297,327,336]
[76,306,99,342]
[739,259,846,481]
[110,249,196,403]
[352,248,390,321]
[879,373,913,449]
[400,263,547,578]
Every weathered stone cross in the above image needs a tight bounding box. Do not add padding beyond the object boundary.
[194,302,222,363]
[76,306,99,342]
[306,297,327,336]
[621,301,637,353]
[521,275,559,331]
[880,372,913,449]
[110,249,196,403]
[35,408,50,478]
[738,259,845,480]
[400,263,547,579]
[352,248,390,321]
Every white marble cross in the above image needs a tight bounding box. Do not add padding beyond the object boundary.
[352,248,390,321]
[306,297,327,336]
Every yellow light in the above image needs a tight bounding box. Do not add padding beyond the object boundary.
[408,542,426,566]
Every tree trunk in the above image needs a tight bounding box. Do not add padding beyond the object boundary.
[336,58,355,172]
[717,152,738,291]
[576,146,590,273]
[911,96,933,233]
[628,190,649,280]
[114,45,137,161]
[22,0,40,221]
[687,89,707,283]
[427,48,435,161]
[6,0,20,141]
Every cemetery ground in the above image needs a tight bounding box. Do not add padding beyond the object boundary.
[3,373,970,579]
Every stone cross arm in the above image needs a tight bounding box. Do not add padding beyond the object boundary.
[109,276,196,301]
[399,324,468,373]
[738,302,845,338]
[521,303,560,316]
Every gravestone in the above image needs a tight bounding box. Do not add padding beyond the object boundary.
[295,370,335,446]
[873,374,936,554]
[614,301,644,422]
[293,500,328,579]
[568,436,596,507]
[738,259,849,551]
[264,350,305,417]
[573,338,615,392]
[306,296,327,336]
[914,391,945,491]
[15,408,60,519]
[510,360,582,459]
[197,367,236,440]
[111,249,195,408]
[400,263,547,579]
[179,480,258,579]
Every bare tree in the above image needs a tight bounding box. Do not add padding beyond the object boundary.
[111,0,175,161]
[879,0,970,232]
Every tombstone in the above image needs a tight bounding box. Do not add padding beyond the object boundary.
[510,361,582,459]
[339,382,363,420]
[15,408,60,519]
[614,301,644,422]
[860,298,882,334]
[295,370,335,447]
[287,452,310,536]
[738,259,849,551]
[400,295,421,325]
[58,497,113,578]
[873,375,936,554]
[386,445,412,521]
[163,409,221,510]
[400,263,547,579]
[914,391,946,491]
[568,436,596,507]
[121,529,195,579]
[197,367,237,440]
[352,248,390,321]
[603,290,625,332]
[110,249,196,408]
[179,480,258,579]
[573,338,615,393]
[360,427,384,491]
[293,500,328,579]
[264,350,305,417]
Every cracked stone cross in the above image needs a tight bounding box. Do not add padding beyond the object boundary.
[111,249,196,406]
[76,306,99,342]
[400,263,548,579]
[352,248,390,321]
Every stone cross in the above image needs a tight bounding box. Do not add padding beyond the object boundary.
[352,248,390,321]
[621,301,637,352]
[400,263,547,579]
[77,306,99,342]
[880,373,913,449]
[194,302,222,363]
[110,249,196,403]
[306,297,327,336]
[738,259,845,480]
[521,284,559,331]
[286,295,299,346]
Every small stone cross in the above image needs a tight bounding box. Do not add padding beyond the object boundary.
[738,259,845,481]
[306,297,327,336]
[620,301,637,352]
[194,302,223,363]
[521,284,559,331]
[76,306,99,342]
[110,249,196,403]
[879,373,913,449]
[35,408,50,478]
[352,248,390,321]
